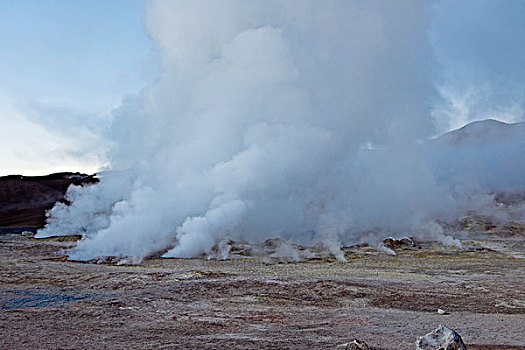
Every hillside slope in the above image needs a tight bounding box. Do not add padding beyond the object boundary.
[0,172,97,227]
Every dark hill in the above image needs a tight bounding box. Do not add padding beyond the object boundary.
[0,172,97,228]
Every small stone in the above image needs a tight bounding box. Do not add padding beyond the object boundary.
[336,339,371,350]
[416,325,467,350]
[437,308,448,315]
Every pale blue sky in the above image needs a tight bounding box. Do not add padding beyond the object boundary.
[430,0,525,131]
[0,0,154,175]
[0,0,153,105]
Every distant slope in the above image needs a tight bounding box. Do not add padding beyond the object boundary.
[0,173,97,227]
[430,119,525,192]
[436,119,525,146]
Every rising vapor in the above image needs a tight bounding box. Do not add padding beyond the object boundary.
[36,0,525,262]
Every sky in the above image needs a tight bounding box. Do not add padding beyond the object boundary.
[1,0,524,176]
[430,0,525,131]
[0,0,153,175]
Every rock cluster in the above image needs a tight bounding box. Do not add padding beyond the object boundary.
[382,237,416,249]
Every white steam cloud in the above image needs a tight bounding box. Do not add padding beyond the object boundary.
[36,1,525,261]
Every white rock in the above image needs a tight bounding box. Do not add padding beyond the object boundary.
[336,339,371,349]
[437,309,447,315]
[416,325,467,350]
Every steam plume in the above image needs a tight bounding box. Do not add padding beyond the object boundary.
[36,1,525,261]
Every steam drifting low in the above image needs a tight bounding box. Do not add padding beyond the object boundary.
[37,1,525,261]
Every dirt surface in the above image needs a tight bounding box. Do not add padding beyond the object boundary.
[1,233,524,349]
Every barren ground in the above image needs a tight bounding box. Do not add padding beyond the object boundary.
[1,233,524,349]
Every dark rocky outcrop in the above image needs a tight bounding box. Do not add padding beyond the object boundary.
[0,172,97,227]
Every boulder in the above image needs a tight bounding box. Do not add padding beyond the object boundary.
[416,325,467,350]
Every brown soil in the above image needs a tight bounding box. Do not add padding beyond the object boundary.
[1,234,524,349]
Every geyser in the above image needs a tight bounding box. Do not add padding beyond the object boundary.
[36,0,525,262]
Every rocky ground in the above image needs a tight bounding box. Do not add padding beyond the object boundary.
[1,230,524,349]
